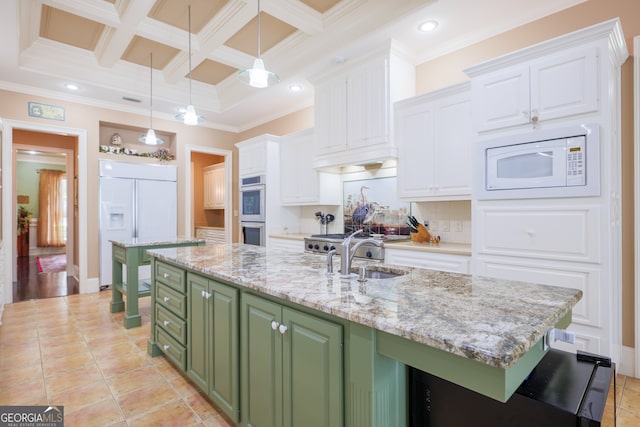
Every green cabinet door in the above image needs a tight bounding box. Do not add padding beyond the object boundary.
[187,273,209,392]
[242,294,343,427]
[242,294,282,427]
[283,307,343,427]
[187,273,240,423]
[209,280,239,421]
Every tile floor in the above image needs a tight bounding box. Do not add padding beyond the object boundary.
[0,291,232,426]
[1,291,639,426]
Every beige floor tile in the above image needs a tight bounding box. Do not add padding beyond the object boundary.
[0,378,47,406]
[127,398,201,427]
[117,382,182,419]
[49,379,113,413]
[169,373,201,398]
[62,397,124,427]
[185,392,225,424]
[617,407,640,427]
[45,364,104,396]
[96,351,150,377]
[107,365,167,397]
[0,362,44,388]
[620,384,640,413]
[40,341,89,359]
[42,350,97,377]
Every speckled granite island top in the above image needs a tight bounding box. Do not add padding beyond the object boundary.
[148,243,582,370]
[110,237,205,247]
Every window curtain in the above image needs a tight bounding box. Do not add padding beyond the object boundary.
[38,169,66,247]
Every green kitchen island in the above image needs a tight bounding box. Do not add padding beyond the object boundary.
[146,243,582,427]
[110,237,205,328]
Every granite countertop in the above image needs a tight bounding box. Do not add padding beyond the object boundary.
[110,237,205,247]
[148,243,581,369]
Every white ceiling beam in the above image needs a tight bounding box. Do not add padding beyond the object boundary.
[260,0,323,35]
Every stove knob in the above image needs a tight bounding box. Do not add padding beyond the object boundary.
[366,251,373,258]
[314,244,320,250]
[307,243,314,250]
[330,245,336,251]
[323,244,329,251]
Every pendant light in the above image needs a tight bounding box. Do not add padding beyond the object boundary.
[139,52,162,145]
[238,0,279,88]
[182,5,198,125]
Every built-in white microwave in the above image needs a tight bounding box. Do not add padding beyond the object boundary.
[476,124,600,200]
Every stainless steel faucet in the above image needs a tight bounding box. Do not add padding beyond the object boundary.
[339,230,382,278]
[326,249,337,275]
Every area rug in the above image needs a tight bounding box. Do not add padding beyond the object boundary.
[36,254,66,273]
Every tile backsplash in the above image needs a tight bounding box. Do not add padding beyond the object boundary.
[411,201,471,244]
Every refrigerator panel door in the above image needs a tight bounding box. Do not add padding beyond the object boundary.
[136,179,177,240]
[99,177,134,286]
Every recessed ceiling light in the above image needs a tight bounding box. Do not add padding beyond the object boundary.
[289,84,303,92]
[418,20,439,32]
[65,83,79,90]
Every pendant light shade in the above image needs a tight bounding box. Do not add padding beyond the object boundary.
[139,52,163,145]
[182,5,199,125]
[238,0,279,88]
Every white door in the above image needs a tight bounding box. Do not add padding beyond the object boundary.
[99,177,134,286]
[136,179,177,240]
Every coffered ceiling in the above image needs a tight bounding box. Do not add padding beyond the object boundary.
[0,0,585,132]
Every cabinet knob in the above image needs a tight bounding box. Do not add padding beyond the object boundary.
[163,344,170,351]
[201,290,212,299]
[271,321,279,330]
[163,273,170,278]
[279,324,288,334]
[526,229,536,237]
[163,320,170,326]
[163,296,170,302]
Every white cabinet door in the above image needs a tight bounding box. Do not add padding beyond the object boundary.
[347,55,389,149]
[280,129,341,206]
[314,76,347,155]
[396,82,472,201]
[432,91,472,197]
[472,64,530,132]
[531,47,599,123]
[384,248,470,274]
[203,164,224,210]
[239,142,267,177]
[396,98,435,198]
[472,46,599,132]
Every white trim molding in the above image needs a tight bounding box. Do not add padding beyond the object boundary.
[634,35,640,379]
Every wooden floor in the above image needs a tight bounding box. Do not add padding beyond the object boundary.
[13,254,79,302]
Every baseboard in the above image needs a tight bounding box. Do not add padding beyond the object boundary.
[618,345,636,377]
[81,277,100,294]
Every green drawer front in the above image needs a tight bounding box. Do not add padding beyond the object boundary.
[156,304,187,345]
[156,327,187,371]
[113,245,126,263]
[156,283,187,317]
[156,262,186,292]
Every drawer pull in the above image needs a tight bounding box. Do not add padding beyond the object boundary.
[163,320,171,326]
[163,273,170,278]
[271,321,279,330]
[163,296,170,302]
[278,324,288,334]
[163,344,170,351]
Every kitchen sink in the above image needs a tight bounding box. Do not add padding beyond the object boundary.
[351,265,410,280]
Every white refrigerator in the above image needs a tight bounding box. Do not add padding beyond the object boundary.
[99,160,177,287]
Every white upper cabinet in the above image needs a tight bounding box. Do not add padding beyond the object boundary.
[280,129,340,206]
[395,82,472,201]
[238,139,267,177]
[312,42,415,169]
[470,46,599,132]
[203,164,224,210]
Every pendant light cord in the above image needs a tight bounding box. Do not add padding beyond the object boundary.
[188,5,193,105]
[149,52,153,129]
[257,0,261,59]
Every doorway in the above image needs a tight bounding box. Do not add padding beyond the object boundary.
[2,119,89,306]
[185,144,233,243]
[14,146,77,301]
